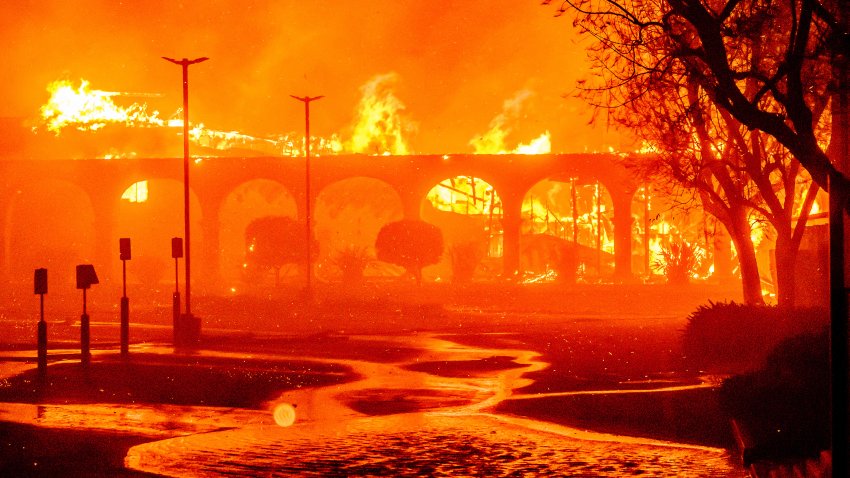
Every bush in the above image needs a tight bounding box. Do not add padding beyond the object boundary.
[330,246,372,284]
[375,220,443,285]
[681,301,827,373]
[654,239,702,284]
[720,328,830,460]
[450,241,485,284]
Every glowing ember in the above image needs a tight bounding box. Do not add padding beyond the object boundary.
[346,72,415,155]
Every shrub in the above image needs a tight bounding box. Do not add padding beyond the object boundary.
[330,246,372,284]
[720,328,830,461]
[375,220,443,285]
[450,241,485,284]
[654,239,702,284]
[681,301,827,373]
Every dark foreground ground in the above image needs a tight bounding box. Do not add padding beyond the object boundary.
[0,282,743,476]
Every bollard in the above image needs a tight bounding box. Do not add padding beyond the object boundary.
[35,268,48,377]
[172,292,181,346]
[120,296,129,356]
[81,312,90,367]
[119,238,131,357]
[37,319,47,376]
[76,264,98,367]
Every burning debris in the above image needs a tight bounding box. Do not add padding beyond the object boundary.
[33,78,342,158]
[29,75,559,159]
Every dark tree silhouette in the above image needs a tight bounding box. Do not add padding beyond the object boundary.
[546,0,849,194]
[547,0,842,305]
[245,216,317,287]
[375,219,443,285]
[620,72,822,304]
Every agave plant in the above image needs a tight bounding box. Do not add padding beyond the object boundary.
[331,246,372,284]
[653,239,702,285]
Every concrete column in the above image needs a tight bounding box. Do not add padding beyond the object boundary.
[91,197,118,286]
[200,199,222,292]
[0,193,10,283]
[501,194,522,279]
[611,191,634,282]
[400,187,423,220]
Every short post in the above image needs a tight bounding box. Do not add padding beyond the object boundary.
[172,237,183,347]
[119,238,131,357]
[76,264,99,367]
[34,268,47,377]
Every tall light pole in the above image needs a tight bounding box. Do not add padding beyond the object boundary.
[163,56,208,343]
[290,94,323,299]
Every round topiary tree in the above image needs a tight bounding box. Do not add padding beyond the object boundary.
[375,219,443,285]
[245,216,318,287]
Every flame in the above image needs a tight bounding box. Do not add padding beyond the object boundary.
[346,72,415,155]
[40,79,166,134]
[514,132,552,154]
[470,89,551,154]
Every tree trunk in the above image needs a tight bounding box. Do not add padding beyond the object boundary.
[726,212,765,305]
[733,234,764,305]
[773,234,797,307]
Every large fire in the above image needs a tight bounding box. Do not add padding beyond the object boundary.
[40,79,168,134]
[346,72,414,155]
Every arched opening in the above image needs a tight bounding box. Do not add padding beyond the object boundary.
[5,179,95,298]
[115,179,202,294]
[521,178,614,282]
[219,179,296,290]
[422,176,503,283]
[314,177,403,283]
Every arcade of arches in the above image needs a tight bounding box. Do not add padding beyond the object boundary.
[0,154,655,294]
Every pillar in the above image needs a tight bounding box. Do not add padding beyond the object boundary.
[200,198,222,292]
[501,194,522,279]
[611,191,634,282]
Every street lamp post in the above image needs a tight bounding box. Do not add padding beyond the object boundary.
[163,56,208,344]
[290,94,323,300]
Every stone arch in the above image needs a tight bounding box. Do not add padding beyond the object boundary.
[218,179,297,289]
[421,175,504,282]
[5,178,96,296]
[521,178,615,281]
[313,177,404,281]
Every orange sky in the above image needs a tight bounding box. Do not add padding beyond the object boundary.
[0,1,631,154]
